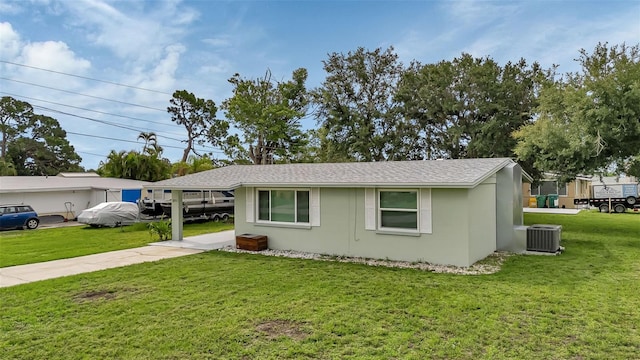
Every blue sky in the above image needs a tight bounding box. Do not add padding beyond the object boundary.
[1,0,639,170]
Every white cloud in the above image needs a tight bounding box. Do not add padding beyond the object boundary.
[130,44,185,102]
[203,36,232,48]
[0,21,91,92]
[20,41,91,74]
[0,1,23,14]
[0,22,21,58]
[59,0,197,67]
[396,1,639,74]
[394,1,525,64]
[445,0,523,26]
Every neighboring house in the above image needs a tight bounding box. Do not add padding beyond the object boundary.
[523,175,640,209]
[522,176,592,208]
[149,158,531,267]
[0,173,149,219]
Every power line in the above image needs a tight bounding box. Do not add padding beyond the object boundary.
[0,60,173,95]
[65,130,224,154]
[32,105,224,154]
[32,105,180,141]
[77,151,108,158]
[0,77,167,112]
[1,91,182,129]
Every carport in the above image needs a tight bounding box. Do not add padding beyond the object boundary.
[146,171,240,242]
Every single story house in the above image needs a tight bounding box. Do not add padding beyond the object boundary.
[0,173,149,219]
[149,158,531,267]
[522,175,592,208]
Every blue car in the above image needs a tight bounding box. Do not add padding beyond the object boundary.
[0,204,40,230]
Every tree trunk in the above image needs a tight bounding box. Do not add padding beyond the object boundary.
[181,141,192,163]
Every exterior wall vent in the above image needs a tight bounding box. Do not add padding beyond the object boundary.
[526,224,562,253]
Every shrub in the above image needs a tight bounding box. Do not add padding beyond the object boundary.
[148,218,171,241]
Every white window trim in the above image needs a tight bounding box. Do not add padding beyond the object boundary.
[255,188,312,226]
[310,188,320,227]
[419,189,432,234]
[246,187,255,223]
[365,188,376,230]
[377,189,420,234]
[365,188,432,234]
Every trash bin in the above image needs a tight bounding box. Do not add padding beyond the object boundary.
[536,195,548,208]
[547,194,559,208]
[528,197,537,208]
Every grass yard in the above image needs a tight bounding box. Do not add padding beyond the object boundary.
[1,211,639,359]
[0,221,234,268]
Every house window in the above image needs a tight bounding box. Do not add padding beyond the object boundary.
[257,189,310,223]
[378,190,418,231]
[531,181,567,196]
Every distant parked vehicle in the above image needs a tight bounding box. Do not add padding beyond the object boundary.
[77,202,140,227]
[0,204,40,230]
[574,183,640,213]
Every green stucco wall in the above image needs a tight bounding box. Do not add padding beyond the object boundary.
[235,184,501,267]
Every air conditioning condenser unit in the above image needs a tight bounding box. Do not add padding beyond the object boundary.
[526,224,562,253]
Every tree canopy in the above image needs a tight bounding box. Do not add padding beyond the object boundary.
[0,96,82,176]
[167,90,228,163]
[6,43,639,182]
[221,68,310,164]
[396,54,548,177]
[313,47,407,162]
[514,43,640,180]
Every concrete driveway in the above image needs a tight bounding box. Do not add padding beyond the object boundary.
[0,230,235,288]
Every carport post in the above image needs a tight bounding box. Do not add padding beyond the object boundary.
[171,190,184,241]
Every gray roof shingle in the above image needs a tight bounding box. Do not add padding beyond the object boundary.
[146,158,516,190]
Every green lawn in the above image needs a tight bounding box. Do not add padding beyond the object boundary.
[0,221,234,268]
[1,211,638,359]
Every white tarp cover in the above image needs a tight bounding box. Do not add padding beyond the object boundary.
[77,202,139,227]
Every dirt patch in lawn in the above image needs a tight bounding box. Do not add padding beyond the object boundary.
[256,319,309,341]
[73,289,117,302]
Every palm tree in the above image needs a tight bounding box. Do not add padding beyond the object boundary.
[138,132,158,155]
[171,155,214,177]
[188,154,214,173]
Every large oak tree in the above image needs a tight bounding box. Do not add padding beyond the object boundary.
[514,43,640,180]
[396,54,547,173]
[313,47,407,162]
[1,97,82,175]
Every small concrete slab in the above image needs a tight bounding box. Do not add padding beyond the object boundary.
[523,208,582,215]
[150,230,236,250]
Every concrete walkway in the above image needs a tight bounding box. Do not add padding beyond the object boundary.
[0,230,235,288]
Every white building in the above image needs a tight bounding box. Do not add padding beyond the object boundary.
[0,173,149,219]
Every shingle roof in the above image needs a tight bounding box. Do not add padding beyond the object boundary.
[147,158,516,190]
[0,175,150,193]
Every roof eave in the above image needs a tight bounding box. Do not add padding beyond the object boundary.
[468,158,514,187]
[145,182,479,190]
[1,187,94,193]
